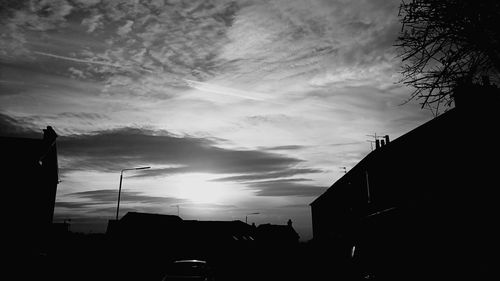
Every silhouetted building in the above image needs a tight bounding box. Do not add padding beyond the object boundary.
[107,212,183,246]
[182,219,256,259]
[107,211,304,264]
[311,84,499,279]
[1,126,59,253]
[183,219,256,243]
[254,220,300,245]
[51,222,70,234]
[107,212,257,259]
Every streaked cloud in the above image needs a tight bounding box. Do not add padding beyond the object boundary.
[63,189,185,206]
[248,178,327,197]
[212,168,322,182]
[1,0,403,100]
[0,0,436,239]
[261,145,307,151]
[57,127,320,179]
[54,189,188,232]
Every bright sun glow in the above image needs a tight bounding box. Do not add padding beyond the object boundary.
[174,173,238,204]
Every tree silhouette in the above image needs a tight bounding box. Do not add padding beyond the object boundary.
[395,0,500,113]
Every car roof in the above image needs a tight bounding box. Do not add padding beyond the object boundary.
[174,259,207,264]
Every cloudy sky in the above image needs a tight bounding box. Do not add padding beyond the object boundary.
[0,0,432,240]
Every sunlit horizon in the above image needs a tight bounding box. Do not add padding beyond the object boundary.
[0,0,434,241]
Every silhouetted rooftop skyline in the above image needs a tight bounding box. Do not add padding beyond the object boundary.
[0,0,436,241]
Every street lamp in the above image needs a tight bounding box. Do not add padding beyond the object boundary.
[116,166,150,220]
[246,212,260,224]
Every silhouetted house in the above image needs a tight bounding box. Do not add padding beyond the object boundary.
[255,219,300,245]
[107,212,257,259]
[106,212,185,260]
[51,222,70,234]
[49,221,71,244]
[107,212,183,239]
[183,220,255,243]
[182,220,256,258]
[107,211,306,266]
[1,126,59,253]
[310,83,498,279]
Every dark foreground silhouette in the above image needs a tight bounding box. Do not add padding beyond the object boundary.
[12,230,360,281]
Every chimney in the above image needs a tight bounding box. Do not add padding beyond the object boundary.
[375,139,380,149]
[384,135,390,144]
[380,139,385,147]
[43,126,58,145]
[40,126,58,161]
[287,219,293,227]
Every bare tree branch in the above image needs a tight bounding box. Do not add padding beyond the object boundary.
[395,0,500,112]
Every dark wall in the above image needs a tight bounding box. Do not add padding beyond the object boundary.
[311,99,498,279]
[1,136,59,253]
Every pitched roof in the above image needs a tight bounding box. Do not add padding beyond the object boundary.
[256,223,300,242]
[120,211,183,225]
[310,107,459,207]
[183,220,255,241]
[311,82,500,208]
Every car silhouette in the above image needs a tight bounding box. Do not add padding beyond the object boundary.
[162,259,214,281]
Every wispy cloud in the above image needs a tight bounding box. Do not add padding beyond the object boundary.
[55,189,188,218]
[33,51,153,72]
[1,0,435,239]
[57,127,318,180]
[212,168,322,182]
[247,178,327,197]
[2,0,404,104]
[54,189,187,231]
[65,189,184,205]
[185,79,270,102]
[216,0,402,89]
[261,145,307,151]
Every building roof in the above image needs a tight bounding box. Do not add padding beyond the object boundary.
[310,108,457,207]
[111,212,301,244]
[311,82,500,208]
[120,211,183,224]
[108,211,183,239]
[183,220,254,241]
[255,223,300,242]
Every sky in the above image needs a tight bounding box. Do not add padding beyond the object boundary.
[0,0,433,241]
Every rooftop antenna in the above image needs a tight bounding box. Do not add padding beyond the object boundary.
[366,140,375,151]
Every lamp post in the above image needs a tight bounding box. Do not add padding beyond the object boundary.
[246,212,260,224]
[115,166,150,220]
